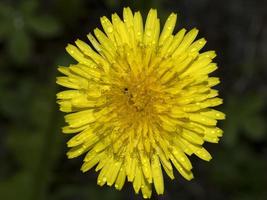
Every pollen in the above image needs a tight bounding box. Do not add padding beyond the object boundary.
[56,7,225,198]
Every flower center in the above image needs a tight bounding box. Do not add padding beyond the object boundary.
[108,72,163,125]
[124,84,152,112]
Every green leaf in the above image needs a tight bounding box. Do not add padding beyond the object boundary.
[49,184,122,200]
[0,78,34,119]
[243,116,266,140]
[0,3,14,39]
[0,20,12,39]
[7,29,32,64]
[27,15,62,37]
[0,2,14,18]
[20,0,38,16]
[6,127,43,171]
[222,118,239,146]
[222,93,266,146]
[0,172,32,200]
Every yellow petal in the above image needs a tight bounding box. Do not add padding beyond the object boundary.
[173,28,198,57]
[151,153,164,195]
[133,165,142,194]
[115,166,126,190]
[159,13,177,45]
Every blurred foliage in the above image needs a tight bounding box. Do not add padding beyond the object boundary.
[223,94,266,146]
[0,0,62,64]
[0,0,266,200]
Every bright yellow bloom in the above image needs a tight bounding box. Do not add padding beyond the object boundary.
[56,7,225,198]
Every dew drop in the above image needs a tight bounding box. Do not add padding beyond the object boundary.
[216,129,222,134]
[146,31,152,37]
[107,27,113,33]
[190,48,196,52]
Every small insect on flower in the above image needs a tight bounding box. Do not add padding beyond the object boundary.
[56,7,225,198]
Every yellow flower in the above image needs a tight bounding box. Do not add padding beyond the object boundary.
[56,7,225,198]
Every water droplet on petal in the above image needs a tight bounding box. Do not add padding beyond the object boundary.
[167,26,172,30]
[107,27,113,33]
[146,31,152,37]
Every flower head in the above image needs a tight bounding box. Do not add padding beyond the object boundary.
[56,7,225,198]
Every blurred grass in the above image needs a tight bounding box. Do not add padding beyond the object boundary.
[0,0,267,200]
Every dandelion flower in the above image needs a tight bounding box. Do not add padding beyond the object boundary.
[56,7,225,198]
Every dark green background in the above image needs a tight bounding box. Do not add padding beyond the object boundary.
[0,0,266,199]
